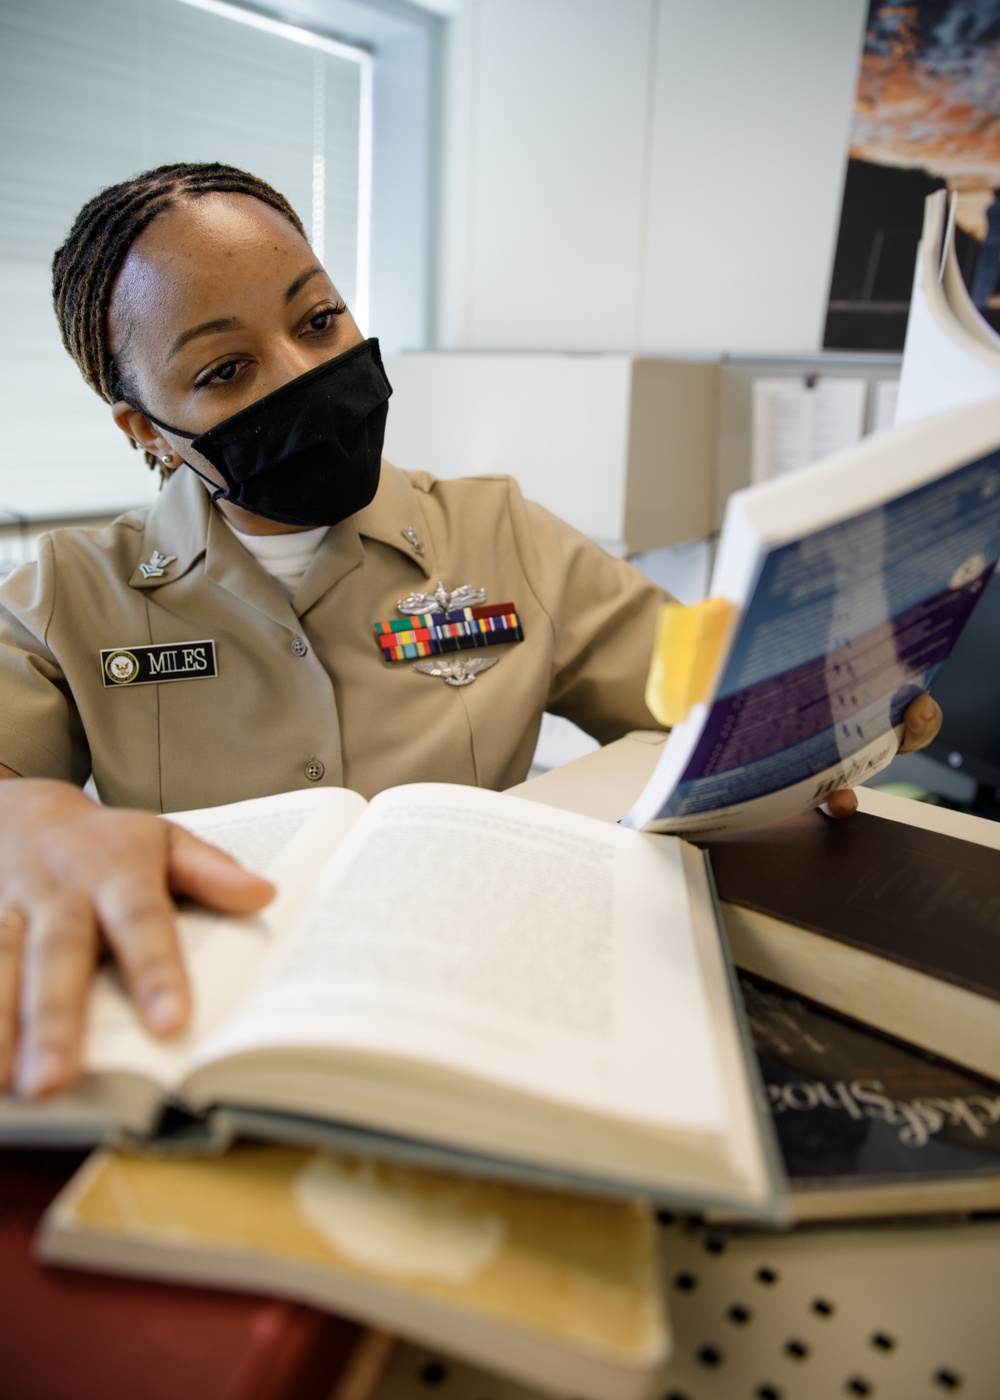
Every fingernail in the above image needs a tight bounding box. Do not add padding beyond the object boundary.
[819,792,857,819]
[918,696,937,722]
[144,988,186,1034]
[16,1050,66,1098]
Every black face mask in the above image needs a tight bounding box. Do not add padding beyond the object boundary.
[138,337,392,528]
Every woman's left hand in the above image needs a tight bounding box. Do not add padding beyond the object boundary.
[822,694,943,818]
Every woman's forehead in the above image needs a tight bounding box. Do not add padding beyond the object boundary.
[110,192,315,346]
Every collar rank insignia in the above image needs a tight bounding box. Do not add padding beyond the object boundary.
[374,599,524,664]
[414,657,499,687]
[138,549,176,579]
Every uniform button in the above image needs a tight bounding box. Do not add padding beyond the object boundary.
[292,634,308,656]
[304,758,325,782]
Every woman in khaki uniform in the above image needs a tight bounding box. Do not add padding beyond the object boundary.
[0,164,942,1098]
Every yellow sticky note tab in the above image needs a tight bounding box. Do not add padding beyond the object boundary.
[645,597,736,727]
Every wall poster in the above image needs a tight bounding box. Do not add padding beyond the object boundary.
[824,1,1000,351]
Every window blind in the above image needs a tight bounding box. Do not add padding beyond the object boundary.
[0,0,366,519]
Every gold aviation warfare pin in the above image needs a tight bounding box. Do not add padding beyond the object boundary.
[101,640,218,687]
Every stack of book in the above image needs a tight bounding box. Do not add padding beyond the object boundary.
[14,779,780,1400]
[710,814,1000,1223]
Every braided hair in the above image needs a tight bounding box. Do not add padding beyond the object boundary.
[52,162,307,479]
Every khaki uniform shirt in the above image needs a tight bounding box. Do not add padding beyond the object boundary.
[0,463,666,812]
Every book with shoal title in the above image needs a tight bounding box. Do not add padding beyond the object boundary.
[738,970,1000,1222]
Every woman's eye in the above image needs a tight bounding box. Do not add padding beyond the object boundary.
[195,360,241,388]
[306,302,346,334]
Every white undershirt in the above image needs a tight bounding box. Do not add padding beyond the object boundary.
[223,520,329,598]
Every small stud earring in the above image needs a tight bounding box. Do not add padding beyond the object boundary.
[161,454,175,466]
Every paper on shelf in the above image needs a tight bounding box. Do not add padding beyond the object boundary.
[872,380,899,431]
[751,378,867,483]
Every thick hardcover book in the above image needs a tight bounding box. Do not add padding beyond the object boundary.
[623,397,1000,836]
[0,783,782,1220]
[703,810,1000,1080]
[739,971,1000,1220]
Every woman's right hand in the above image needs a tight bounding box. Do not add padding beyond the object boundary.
[0,777,275,1097]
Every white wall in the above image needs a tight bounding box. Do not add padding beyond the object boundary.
[437,0,868,355]
[276,0,445,352]
[383,353,634,547]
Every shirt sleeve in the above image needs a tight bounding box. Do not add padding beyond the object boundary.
[0,537,91,783]
[507,482,671,744]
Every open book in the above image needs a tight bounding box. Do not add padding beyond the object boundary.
[1,783,782,1219]
[895,189,1000,425]
[623,396,1000,835]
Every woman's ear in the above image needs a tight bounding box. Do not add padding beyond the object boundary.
[111,401,172,461]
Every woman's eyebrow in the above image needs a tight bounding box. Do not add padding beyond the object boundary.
[284,266,325,302]
[166,268,325,361]
[168,317,241,361]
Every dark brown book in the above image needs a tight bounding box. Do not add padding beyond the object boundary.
[701,811,1000,1080]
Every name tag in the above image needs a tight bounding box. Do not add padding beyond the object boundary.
[101,640,218,687]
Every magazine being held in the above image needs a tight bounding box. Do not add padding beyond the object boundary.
[625,397,1000,836]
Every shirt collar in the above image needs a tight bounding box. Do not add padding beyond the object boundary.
[352,460,434,580]
[128,466,211,590]
[128,459,434,596]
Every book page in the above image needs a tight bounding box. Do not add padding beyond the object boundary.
[896,194,1000,425]
[190,784,729,1135]
[942,237,1000,353]
[896,258,1000,424]
[81,788,367,1090]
